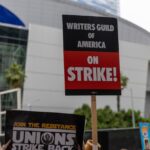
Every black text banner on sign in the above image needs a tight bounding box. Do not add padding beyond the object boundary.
[62,15,121,95]
[5,110,85,150]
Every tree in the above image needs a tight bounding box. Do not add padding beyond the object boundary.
[4,62,26,89]
[117,74,129,112]
[74,104,144,129]
[121,74,129,89]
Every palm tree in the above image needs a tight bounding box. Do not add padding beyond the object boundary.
[4,63,26,89]
[117,74,129,112]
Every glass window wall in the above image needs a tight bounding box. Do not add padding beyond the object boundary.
[0,25,28,90]
[0,25,28,122]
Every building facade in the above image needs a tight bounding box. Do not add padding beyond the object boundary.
[0,0,150,117]
[0,5,28,135]
[71,0,120,15]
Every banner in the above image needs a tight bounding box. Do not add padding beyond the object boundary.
[62,15,121,95]
[139,122,150,150]
[5,110,85,150]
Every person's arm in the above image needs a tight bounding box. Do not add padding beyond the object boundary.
[0,140,11,150]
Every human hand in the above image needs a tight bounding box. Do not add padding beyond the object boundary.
[0,140,11,150]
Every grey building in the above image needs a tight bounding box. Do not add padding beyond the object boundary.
[0,0,150,117]
[71,0,120,15]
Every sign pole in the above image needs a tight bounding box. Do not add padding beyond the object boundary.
[91,95,98,150]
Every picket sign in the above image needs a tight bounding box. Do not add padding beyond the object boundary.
[62,15,121,150]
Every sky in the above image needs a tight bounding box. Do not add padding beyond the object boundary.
[120,0,150,32]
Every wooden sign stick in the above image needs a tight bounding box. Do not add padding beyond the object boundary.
[91,95,98,150]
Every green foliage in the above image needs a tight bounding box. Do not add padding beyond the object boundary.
[121,74,129,89]
[74,104,145,130]
[4,62,26,88]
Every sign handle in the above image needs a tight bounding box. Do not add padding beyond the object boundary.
[91,95,98,150]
